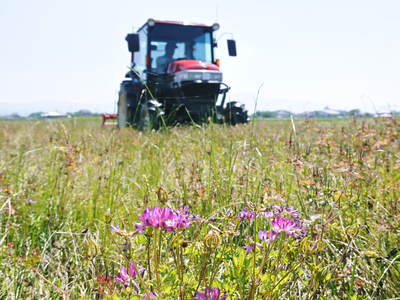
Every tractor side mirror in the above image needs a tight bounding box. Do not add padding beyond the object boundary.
[227,39,237,56]
[126,34,140,52]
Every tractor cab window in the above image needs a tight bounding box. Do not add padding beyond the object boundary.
[149,24,213,74]
[193,33,212,63]
[133,27,148,80]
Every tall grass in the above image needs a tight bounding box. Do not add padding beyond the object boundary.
[0,117,399,299]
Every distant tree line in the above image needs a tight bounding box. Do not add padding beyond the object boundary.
[0,110,103,120]
[2,108,399,120]
[28,109,102,118]
[253,108,399,119]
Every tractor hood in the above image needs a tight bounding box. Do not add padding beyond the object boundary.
[167,60,219,74]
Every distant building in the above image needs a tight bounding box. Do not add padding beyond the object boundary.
[322,106,344,116]
[375,112,393,117]
[40,112,69,119]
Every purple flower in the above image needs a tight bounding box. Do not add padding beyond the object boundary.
[244,242,264,253]
[271,205,300,218]
[115,262,137,286]
[192,287,227,300]
[271,205,283,212]
[258,230,278,242]
[298,225,308,237]
[261,211,275,219]
[238,208,255,221]
[282,205,300,217]
[134,222,145,233]
[115,262,145,290]
[110,224,127,235]
[136,206,192,232]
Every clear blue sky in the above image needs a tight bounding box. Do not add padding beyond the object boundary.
[1,0,399,115]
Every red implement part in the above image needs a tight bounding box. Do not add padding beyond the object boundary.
[102,113,117,126]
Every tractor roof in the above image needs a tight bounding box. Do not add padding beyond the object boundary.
[137,18,219,32]
[152,19,208,26]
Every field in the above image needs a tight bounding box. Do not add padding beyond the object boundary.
[0,117,399,299]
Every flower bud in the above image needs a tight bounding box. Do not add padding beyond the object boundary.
[203,230,221,249]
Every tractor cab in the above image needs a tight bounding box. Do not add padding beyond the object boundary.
[118,19,248,129]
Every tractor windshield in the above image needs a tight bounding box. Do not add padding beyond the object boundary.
[149,24,213,73]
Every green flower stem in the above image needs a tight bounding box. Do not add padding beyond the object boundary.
[153,228,162,292]
[146,234,153,281]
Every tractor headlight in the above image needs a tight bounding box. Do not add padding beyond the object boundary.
[174,70,222,83]
[193,73,203,80]
[175,72,189,82]
[209,72,222,82]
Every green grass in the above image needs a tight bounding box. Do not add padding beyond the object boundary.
[0,117,399,299]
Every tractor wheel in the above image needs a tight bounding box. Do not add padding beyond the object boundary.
[138,99,165,130]
[224,101,249,125]
[118,80,141,128]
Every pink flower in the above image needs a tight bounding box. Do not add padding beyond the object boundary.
[192,287,227,300]
[271,216,301,236]
[137,206,192,232]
